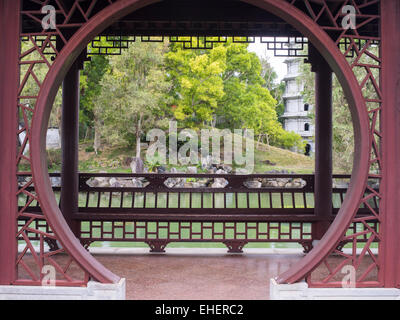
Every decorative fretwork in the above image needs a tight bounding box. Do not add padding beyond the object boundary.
[284,0,382,287]
[89,35,136,55]
[17,173,379,256]
[16,0,125,287]
[306,34,382,287]
[87,34,378,58]
[285,0,380,42]
[261,37,308,57]
[89,35,259,54]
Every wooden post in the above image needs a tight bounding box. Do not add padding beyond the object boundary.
[60,60,81,237]
[380,0,400,288]
[0,0,20,284]
[308,45,333,240]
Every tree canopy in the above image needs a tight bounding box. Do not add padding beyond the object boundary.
[92,41,172,154]
[56,39,306,155]
[165,41,303,149]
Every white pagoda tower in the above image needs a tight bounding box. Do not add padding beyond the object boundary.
[281,57,314,155]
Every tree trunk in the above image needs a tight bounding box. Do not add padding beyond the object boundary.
[135,113,143,159]
[94,121,101,154]
[84,126,91,141]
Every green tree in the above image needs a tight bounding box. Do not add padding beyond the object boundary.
[216,42,303,150]
[166,40,303,150]
[93,41,172,157]
[165,44,226,127]
[80,55,110,140]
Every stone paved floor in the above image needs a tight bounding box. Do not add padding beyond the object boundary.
[89,249,304,300]
[16,247,379,300]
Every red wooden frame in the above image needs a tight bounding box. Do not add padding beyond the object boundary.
[1,0,397,289]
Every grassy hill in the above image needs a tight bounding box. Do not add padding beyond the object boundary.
[253,142,314,173]
[75,139,314,174]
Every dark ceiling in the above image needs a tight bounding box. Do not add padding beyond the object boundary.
[21,0,379,38]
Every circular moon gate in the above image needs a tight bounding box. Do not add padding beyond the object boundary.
[29,0,373,285]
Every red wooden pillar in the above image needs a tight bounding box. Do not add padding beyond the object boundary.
[60,61,81,237]
[309,45,333,240]
[0,0,20,284]
[380,0,400,288]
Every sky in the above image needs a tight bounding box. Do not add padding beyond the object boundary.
[248,39,287,83]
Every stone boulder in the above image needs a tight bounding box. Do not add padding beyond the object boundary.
[50,176,61,187]
[244,180,262,188]
[130,157,144,173]
[211,169,228,188]
[186,166,198,174]
[156,166,167,174]
[164,167,185,188]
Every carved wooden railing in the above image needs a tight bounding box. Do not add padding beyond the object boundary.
[17,172,379,253]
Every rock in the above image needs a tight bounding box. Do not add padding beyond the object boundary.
[131,178,143,188]
[190,182,206,188]
[109,178,122,188]
[172,179,185,188]
[116,179,131,187]
[98,181,110,188]
[164,179,174,188]
[215,169,227,175]
[90,172,110,187]
[198,178,210,187]
[93,176,107,185]
[207,167,217,174]
[86,178,98,187]
[201,155,213,170]
[244,180,262,188]
[17,176,26,186]
[291,178,306,188]
[262,179,278,188]
[112,181,122,188]
[165,168,185,188]
[211,178,228,188]
[369,182,380,189]
[209,169,228,188]
[156,166,167,174]
[50,176,61,187]
[130,157,144,173]
[277,180,287,187]
[186,166,198,174]
[221,165,233,173]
